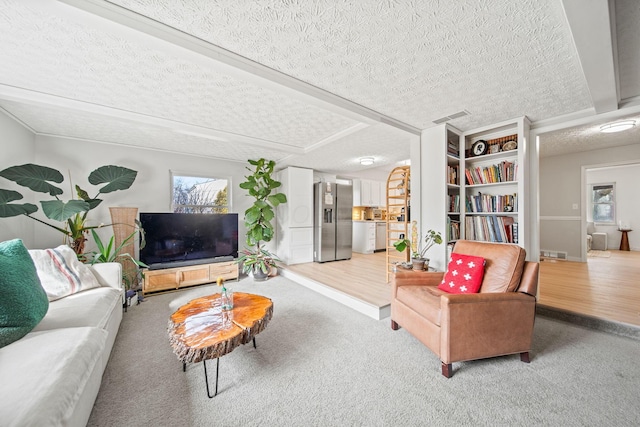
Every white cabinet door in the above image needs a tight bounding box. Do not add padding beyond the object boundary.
[361,180,372,206]
[287,168,313,227]
[366,222,376,251]
[370,181,381,207]
[288,227,313,264]
[352,222,375,254]
[352,179,362,206]
[353,179,385,207]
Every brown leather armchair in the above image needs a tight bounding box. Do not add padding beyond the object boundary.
[391,240,539,378]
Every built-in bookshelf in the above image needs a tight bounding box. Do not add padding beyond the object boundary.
[461,117,529,247]
[446,128,462,248]
[419,117,529,272]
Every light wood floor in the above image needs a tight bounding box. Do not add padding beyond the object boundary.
[538,249,640,327]
[284,249,640,328]
[284,252,390,307]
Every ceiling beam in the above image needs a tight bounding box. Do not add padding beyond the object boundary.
[561,0,619,113]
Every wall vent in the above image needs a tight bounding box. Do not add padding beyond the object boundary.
[432,110,470,124]
[540,250,568,260]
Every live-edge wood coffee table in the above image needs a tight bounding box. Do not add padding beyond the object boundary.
[168,292,273,397]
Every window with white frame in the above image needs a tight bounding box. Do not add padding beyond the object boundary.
[590,183,615,224]
[172,173,229,213]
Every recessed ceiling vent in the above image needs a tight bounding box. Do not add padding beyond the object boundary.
[433,110,470,124]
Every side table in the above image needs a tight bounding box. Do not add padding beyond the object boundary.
[619,229,632,251]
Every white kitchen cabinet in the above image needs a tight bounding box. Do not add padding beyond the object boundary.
[353,179,385,207]
[352,221,376,254]
[361,180,372,206]
[276,167,314,265]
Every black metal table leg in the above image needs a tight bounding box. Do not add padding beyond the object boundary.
[253,337,257,349]
[183,362,186,372]
[203,358,220,398]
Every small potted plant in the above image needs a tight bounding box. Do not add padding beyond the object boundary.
[84,227,148,308]
[236,248,280,282]
[393,228,443,270]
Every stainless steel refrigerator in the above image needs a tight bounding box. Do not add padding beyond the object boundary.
[314,182,353,262]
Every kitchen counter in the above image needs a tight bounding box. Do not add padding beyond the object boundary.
[353,221,387,254]
[352,219,387,223]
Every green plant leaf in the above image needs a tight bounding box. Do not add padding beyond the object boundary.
[239,181,254,190]
[270,179,282,189]
[250,226,264,243]
[0,163,64,196]
[393,239,410,253]
[245,206,261,224]
[75,185,91,201]
[41,199,90,221]
[88,165,137,194]
[262,227,273,241]
[267,193,287,207]
[92,229,106,254]
[0,189,38,217]
[86,198,103,210]
[262,206,274,221]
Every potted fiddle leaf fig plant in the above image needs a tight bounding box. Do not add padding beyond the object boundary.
[0,163,138,255]
[393,228,442,271]
[237,158,287,281]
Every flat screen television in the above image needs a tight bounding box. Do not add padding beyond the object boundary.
[139,213,238,270]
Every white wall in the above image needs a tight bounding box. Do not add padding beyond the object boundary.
[586,164,640,251]
[539,143,640,258]
[0,112,36,247]
[18,134,252,251]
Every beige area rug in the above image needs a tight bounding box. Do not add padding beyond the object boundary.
[588,250,611,258]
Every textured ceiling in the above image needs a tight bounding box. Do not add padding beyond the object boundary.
[539,113,640,158]
[0,0,639,175]
[108,0,593,130]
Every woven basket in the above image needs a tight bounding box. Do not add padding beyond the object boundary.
[109,207,139,290]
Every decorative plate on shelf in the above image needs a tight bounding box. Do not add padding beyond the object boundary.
[471,140,488,156]
[502,140,517,151]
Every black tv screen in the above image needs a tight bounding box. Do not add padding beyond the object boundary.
[139,213,238,268]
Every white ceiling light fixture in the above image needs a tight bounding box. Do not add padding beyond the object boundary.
[360,157,375,166]
[599,120,636,133]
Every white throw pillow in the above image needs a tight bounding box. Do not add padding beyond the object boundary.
[28,245,101,301]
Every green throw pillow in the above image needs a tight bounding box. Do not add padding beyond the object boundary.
[0,239,49,348]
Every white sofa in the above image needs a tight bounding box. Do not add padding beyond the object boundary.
[0,262,123,427]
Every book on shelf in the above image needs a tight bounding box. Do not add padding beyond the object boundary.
[464,160,517,185]
[465,192,517,213]
[464,215,517,244]
[447,217,460,241]
[448,194,460,213]
[447,140,459,157]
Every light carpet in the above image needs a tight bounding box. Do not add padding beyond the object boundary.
[587,250,611,258]
[89,276,640,426]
